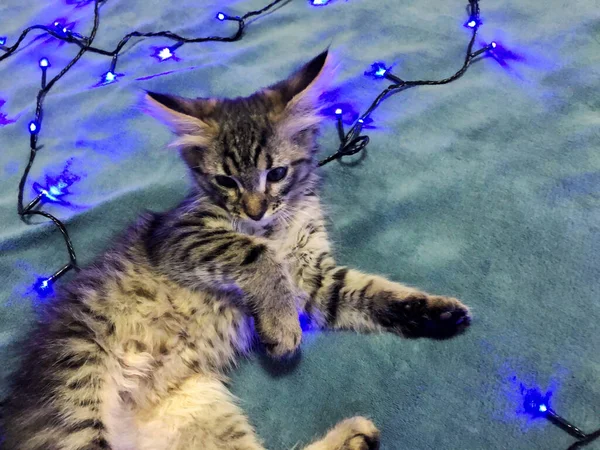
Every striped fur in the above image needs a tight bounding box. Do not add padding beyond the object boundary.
[1,51,469,450]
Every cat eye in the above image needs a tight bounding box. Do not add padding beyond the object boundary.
[214,175,238,189]
[267,167,288,183]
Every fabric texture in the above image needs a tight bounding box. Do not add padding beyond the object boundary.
[1,0,599,448]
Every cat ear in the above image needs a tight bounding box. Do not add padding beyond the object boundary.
[265,49,336,137]
[141,91,218,148]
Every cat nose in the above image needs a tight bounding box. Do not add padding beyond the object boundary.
[242,193,268,221]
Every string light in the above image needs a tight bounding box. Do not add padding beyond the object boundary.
[0,0,287,296]
[101,70,118,84]
[39,57,50,88]
[311,0,331,5]
[152,41,184,62]
[521,386,600,449]
[318,0,498,167]
[33,277,54,297]
[364,61,389,79]
[28,121,39,134]
[32,263,72,298]
[465,19,480,29]
[32,174,77,205]
[158,48,173,60]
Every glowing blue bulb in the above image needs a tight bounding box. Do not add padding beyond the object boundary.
[29,121,39,134]
[464,18,481,29]
[158,47,173,61]
[216,12,226,21]
[49,185,62,197]
[311,0,330,4]
[522,386,552,417]
[335,108,342,115]
[41,188,59,202]
[0,37,6,46]
[358,119,364,124]
[33,277,54,297]
[33,176,74,204]
[103,71,116,83]
[39,58,49,68]
[62,27,68,33]
[365,62,391,79]
[54,21,61,27]
[490,41,497,48]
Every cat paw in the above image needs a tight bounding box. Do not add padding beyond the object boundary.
[313,417,380,450]
[380,293,471,339]
[256,313,302,359]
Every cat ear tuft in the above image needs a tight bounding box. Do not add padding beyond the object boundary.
[141,91,218,148]
[265,49,337,137]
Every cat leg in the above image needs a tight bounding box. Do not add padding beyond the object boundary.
[303,417,380,450]
[300,253,470,338]
[135,375,264,450]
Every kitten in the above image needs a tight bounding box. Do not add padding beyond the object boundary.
[1,50,470,450]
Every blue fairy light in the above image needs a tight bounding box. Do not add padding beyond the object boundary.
[158,47,173,61]
[464,18,481,29]
[0,36,6,46]
[311,0,331,5]
[490,41,497,48]
[335,108,343,115]
[364,62,390,80]
[522,386,552,418]
[33,176,75,204]
[39,57,50,68]
[33,277,54,297]
[151,42,183,62]
[102,71,117,84]
[29,120,40,134]
[216,12,226,21]
[32,160,80,207]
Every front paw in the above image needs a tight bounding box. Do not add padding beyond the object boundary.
[377,293,471,338]
[255,313,302,359]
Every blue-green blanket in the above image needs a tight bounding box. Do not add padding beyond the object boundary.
[1,0,599,448]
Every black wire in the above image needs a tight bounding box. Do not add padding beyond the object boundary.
[318,0,486,166]
[16,0,103,272]
[0,0,287,284]
[0,0,287,61]
[566,428,600,449]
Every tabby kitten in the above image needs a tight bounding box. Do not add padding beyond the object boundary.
[1,50,470,450]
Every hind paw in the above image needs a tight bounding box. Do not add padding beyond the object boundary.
[307,417,380,450]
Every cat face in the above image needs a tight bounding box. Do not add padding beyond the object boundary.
[143,51,332,224]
